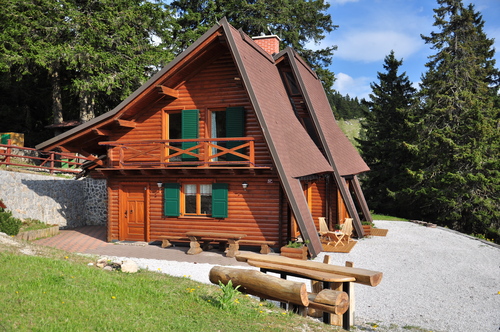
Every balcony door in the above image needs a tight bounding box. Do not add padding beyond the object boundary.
[210,107,245,161]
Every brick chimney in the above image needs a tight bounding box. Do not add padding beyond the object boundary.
[252,35,281,55]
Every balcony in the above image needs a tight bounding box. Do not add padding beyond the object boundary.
[99,137,257,169]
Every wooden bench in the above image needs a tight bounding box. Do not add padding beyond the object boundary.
[185,231,247,257]
[239,240,276,254]
[236,253,383,331]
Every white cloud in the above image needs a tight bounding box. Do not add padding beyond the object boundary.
[335,30,423,63]
[333,73,372,100]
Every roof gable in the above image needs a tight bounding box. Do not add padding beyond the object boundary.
[280,48,369,176]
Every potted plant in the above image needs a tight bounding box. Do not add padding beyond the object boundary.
[362,221,373,236]
[280,240,308,260]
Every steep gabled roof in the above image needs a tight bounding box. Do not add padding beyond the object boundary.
[36,22,226,152]
[221,19,329,256]
[282,48,369,176]
[278,47,370,237]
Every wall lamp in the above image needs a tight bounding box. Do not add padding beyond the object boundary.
[157,182,163,189]
[242,181,248,191]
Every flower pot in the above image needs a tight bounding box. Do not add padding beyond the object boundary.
[362,225,372,236]
[280,245,308,260]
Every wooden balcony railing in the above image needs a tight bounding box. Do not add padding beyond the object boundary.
[99,137,256,168]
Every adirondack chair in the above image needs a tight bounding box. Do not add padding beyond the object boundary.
[319,217,354,247]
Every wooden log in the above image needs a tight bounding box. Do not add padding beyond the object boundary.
[308,289,349,315]
[309,255,332,318]
[236,253,382,287]
[209,266,309,306]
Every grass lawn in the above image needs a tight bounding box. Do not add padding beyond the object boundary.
[0,244,341,331]
[371,214,408,221]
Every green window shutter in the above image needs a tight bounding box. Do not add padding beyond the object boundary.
[212,183,228,218]
[163,183,180,217]
[181,109,199,161]
[1,134,10,145]
[226,107,245,161]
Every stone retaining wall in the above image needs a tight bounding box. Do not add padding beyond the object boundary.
[0,169,107,228]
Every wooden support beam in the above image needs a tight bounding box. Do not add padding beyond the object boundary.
[115,119,136,128]
[156,85,179,99]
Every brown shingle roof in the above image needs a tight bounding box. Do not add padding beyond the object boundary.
[284,49,370,176]
[223,21,329,256]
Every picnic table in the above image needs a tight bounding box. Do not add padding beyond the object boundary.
[236,253,383,330]
[185,231,247,257]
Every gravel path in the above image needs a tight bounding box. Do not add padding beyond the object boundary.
[101,220,500,332]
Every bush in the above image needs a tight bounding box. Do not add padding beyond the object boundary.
[0,210,22,236]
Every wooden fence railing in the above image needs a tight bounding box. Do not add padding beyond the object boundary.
[99,137,256,168]
[0,140,90,174]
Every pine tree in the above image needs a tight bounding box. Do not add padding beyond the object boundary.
[407,0,500,234]
[357,51,416,216]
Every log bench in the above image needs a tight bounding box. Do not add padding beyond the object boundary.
[185,231,247,257]
[238,240,276,254]
[236,253,383,331]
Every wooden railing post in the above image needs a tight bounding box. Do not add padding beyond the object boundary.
[6,139,12,164]
[249,140,255,165]
[49,152,55,174]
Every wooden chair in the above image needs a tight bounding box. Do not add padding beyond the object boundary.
[319,217,354,247]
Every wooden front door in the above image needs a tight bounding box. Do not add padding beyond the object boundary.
[120,184,147,241]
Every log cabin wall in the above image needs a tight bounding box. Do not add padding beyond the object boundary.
[106,174,284,244]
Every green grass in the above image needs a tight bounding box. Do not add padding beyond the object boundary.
[336,119,362,148]
[371,214,408,221]
[0,246,341,331]
[19,218,53,232]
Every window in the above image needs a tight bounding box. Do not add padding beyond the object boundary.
[163,109,199,162]
[163,182,228,218]
[183,184,212,215]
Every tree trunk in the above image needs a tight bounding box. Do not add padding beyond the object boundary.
[51,67,63,125]
[79,91,95,122]
[209,266,309,306]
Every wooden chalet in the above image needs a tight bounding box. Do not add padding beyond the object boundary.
[36,19,372,257]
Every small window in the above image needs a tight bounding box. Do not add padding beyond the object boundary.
[163,182,228,218]
[183,183,212,216]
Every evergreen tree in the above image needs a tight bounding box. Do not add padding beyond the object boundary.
[357,51,416,215]
[170,0,338,89]
[407,0,499,234]
[0,0,175,127]
[327,91,367,119]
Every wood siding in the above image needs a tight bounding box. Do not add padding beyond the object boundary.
[106,50,272,168]
[106,174,286,245]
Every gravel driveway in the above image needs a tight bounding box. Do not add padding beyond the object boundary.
[107,220,499,331]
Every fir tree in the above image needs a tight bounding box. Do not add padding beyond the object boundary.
[358,51,416,216]
[407,0,499,234]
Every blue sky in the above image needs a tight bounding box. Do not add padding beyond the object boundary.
[318,0,500,100]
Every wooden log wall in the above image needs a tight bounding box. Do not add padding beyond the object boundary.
[106,173,287,244]
[106,49,273,168]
